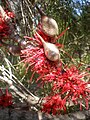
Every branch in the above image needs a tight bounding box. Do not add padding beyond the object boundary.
[0,51,43,108]
[0,5,10,21]
[0,64,43,106]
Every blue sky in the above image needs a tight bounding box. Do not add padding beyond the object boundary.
[74,0,90,2]
[73,0,90,16]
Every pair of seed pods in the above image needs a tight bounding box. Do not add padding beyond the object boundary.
[36,5,60,62]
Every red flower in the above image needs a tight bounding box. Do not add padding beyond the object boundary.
[42,94,66,115]
[52,66,90,111]
[0,10,14,40]
[0,88,13,107]
[0,17,9,38]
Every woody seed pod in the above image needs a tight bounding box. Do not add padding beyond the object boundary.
[36,32,60,61]
[36,5,58,37]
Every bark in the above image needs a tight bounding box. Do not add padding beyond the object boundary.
[0,107,90,120]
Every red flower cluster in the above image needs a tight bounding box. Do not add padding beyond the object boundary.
[0,10,14,41]
[42,94,66,115]
[0,88,13,107]
[21,24,90,115]
[42,66,90,114]
[21,46,62,82]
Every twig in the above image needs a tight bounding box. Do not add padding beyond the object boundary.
[0,5,10,21]
[0,53,42,108]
